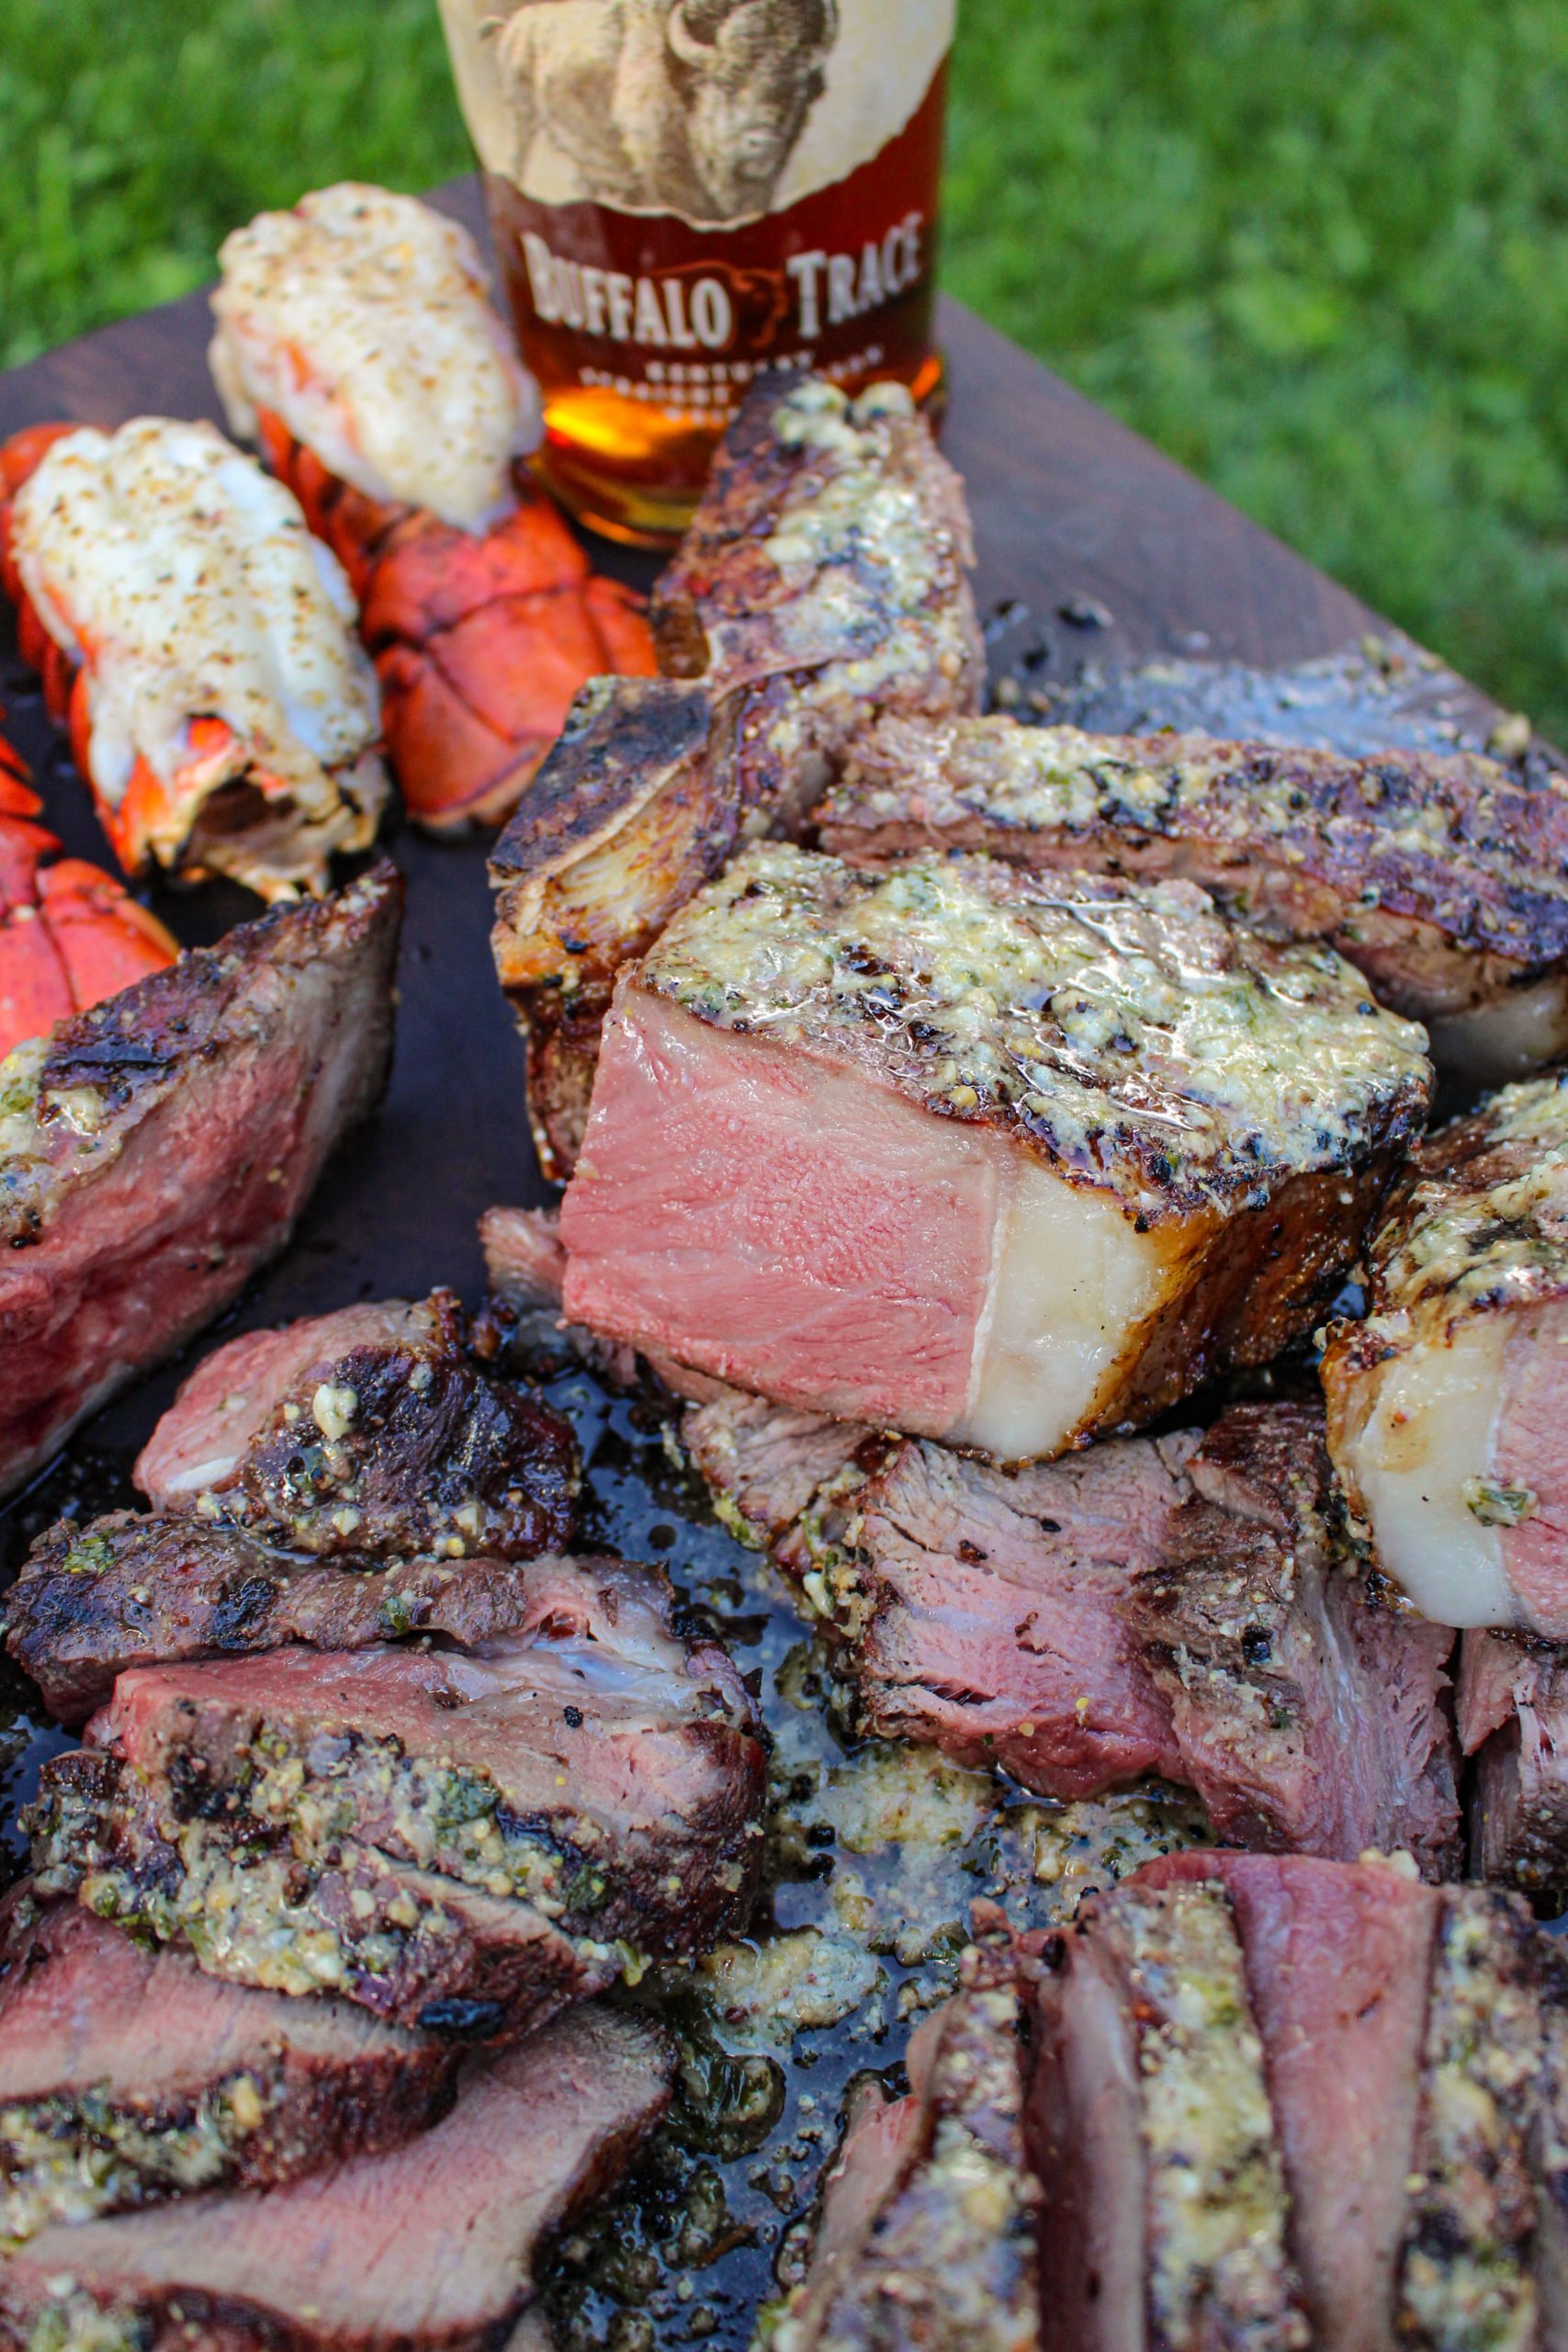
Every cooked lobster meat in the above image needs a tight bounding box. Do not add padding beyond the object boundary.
[820,713,1568,1087]
[687,1391,1460,1871]
[0,707,176,1062]
[211,183,657,831]
[27,1556,764,2034]
[0,2003,671,2352]
[1322,1067,1568,1637]
[0,1884,457,2245]
[559,843,1430,1461]
[1033,1856,1558,2352]
[0,862,400,1499]
[0,416,388,899]
[133,1292,578,1560]
[490,372,983,1178]
[774,1928,1040,2352]
[1458,1630,1568,1893]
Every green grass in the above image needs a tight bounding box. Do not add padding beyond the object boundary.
[3,0,1567,735]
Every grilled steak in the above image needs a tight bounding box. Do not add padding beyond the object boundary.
[819,714,1568,1086]
[1458,1630,1568,1893]
[561,844,1430,1462]
[687,1392,1460,1864]
[490,373,981,1180]
[1323,1069,1568,1639]
[28,1562,764,2033]
[0,2003,671,2352]
[133,1291,578,1559]
[0,1883,455,2244]
[1029,1871,1310,2352]
[0,861,400,1498]
[6,1520,634,1722]
[775,1933,1039,2352]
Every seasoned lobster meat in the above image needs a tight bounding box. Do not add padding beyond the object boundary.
[774,1931,1041,2352]
[0,863,400,1499]
[1323,1068,1568,1636]
[490,372,982,1178]
[560,843,1431,1461]
[820,713,1568,1086]
[687,1391,1460,1870]
[28,1557,764,2034]
[0,1884,457,2244]
[211,182,657,831]
[0,2004,672,2352]
[0,416,388,899]
[1458,1630,1568,1893]
[133,1292,578,1561]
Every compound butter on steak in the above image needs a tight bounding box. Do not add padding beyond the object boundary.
[558,842,1431,1462]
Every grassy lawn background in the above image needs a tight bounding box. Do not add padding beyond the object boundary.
[2,0,1566,735]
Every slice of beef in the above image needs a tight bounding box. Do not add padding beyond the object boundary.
[819,713,1568,1086]
[1323,1068,1568,1640]
[1139,1851,1441,2352]
[0,1883,455,2244]
[0,2002,671,2352]
[775,1933,1039,2352]
[1028,1871,1309,2352]
[0,860,400,1498]
[28,1565,764,2032]
[561,843,1429,1463]
[133,1290,579,1559]
[490,374,980,1180]
[1132,1401,1461,1875]
[5,1519,628,1722]
[1459,1630,1568,1893]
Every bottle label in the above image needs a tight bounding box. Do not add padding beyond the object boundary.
[442,0,953,423]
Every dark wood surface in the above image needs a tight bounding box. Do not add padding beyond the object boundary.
[0,174,1394,1453]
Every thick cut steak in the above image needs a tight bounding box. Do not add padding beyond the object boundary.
[490,373,981,1179]
[0,2004,671,2352]
[27,1560,763,2034]
[820,713,1568,1087]
[0,861,400,1497]
[133,1290,578,1560]
[1324,1069,1568,1637]
[0,1884,455,2244]
[561,844,1429,1462]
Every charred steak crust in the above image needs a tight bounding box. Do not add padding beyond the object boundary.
[821,715,1568,1023]
[0,1886,457,2245]
[0,861,401,1497]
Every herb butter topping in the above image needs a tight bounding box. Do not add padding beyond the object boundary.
[639,842,1431,1216]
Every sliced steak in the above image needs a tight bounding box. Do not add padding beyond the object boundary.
[0,861,400,1498]
[6,1520,627,1723]
[0,1883,455,2244]
[819,713,1568,1086]
[1028,1871,1309,2352]
[776,1933,1039,2352]
[490,373,980,1180]
[133,1290,578,1559]
[562,844,1429,1462]
[1132,1401,1461,1874]
[1323,1068,1568,1639]
[27,1562,763,2033]
[0,2003,671,2352]
[1459,1630,1568,1893]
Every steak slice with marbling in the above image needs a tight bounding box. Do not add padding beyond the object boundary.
[0,2003,671,2352]
[0,1883,456,2245]
[133,1291,578,1560]
[27,1561,764,2035]
[0,860,400,1498]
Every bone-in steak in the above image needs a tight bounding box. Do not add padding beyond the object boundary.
[561,844,1429,1462]
[819,713,1568,1086]
[0,1883,455,2245]
[0,2004,672,2352]
[0,861,400,1498]
[133,1290,578,1560]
